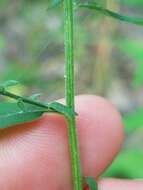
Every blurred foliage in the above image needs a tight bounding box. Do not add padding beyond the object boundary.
[120,0,143,6]
[124,107,143,133]
[0,0,143,180]
[103,150,143,178]
[118,39,143,88]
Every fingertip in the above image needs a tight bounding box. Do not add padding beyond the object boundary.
[0,94,125,190]
[74,95,124,177]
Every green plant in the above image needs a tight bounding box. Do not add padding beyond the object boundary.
[0,1,143,190]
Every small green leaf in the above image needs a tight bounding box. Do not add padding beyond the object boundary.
[84,176,98,190]
[29,93,42,101]
[48,0,63,9]
[0,103,47,129]
[0,80,19,88]
[79,2,143,26]
[17,98,26,112]
[49,102,77,118]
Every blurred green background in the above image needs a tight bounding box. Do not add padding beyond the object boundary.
[0,0,143,179]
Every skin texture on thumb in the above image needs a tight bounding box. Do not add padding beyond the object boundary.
[0,95,124,190]
[98,178,143,190]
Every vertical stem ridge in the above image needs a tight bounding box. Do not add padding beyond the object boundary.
[64,0,74,108]
[64,0,83,190]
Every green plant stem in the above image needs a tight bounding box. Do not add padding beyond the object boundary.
[0,89,52,110]
[64,0,82,190]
